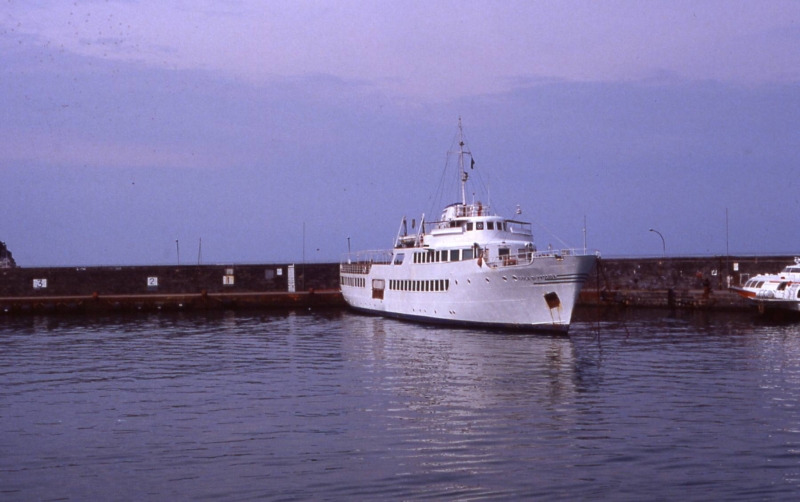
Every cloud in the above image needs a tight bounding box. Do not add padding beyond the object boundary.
[5,0,800,102]
[3,1,800,265]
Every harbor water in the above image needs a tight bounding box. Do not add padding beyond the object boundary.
[2,308,800,500]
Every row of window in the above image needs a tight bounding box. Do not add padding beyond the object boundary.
[341,276,366,287]
[411,247,534,264]
[413,248,475,264]
[466,221,506,231]
[389,279,450,292]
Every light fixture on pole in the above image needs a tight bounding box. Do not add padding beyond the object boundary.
[649,228,666,257]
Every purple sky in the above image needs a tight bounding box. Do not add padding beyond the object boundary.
[2,1,800,266]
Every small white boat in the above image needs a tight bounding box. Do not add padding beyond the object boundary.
[732,258,800,312]
[340,120,598,332]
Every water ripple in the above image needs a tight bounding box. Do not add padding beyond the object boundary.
[2,309,800,500]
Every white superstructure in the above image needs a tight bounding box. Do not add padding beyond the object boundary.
[340,121,598,332]
[732,258,800,313]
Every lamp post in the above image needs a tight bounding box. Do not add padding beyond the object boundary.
[649,228,666,257]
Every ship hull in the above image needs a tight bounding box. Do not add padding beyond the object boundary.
[341,253,596,333]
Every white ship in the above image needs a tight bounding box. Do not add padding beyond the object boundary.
[340,121,598,332]
[732,258,800,313]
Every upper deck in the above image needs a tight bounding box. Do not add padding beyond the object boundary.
[395,202,533,249]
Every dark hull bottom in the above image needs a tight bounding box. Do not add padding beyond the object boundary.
[747,300,800,314]
[347,305,571,334]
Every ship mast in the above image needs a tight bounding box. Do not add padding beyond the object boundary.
[458,118,468,206]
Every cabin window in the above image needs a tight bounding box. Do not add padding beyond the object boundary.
[467,222,474,231]
[778,282,789,291]
[450,249,460,261]
[441,251,448,262]
[463,248,474,260]
[372,279,385,300]
[394,253,405,265]
[427,250,434,263]
[476,222,484,230]
[487,222,494,230]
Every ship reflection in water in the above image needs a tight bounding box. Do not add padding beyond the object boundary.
[2,309,800,500]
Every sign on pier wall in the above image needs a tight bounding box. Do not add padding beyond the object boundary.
[288,265,295,293]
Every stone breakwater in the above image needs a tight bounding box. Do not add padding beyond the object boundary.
[1,255,796,315]
[581,255,797,311]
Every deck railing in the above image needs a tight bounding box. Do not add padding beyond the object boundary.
[422,219,533,236]
[484,248,599,269]
[340,250,394,274]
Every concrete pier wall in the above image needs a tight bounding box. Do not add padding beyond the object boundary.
[1,255,797,315]
[0,263,343,314]
[0,263,339,296]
